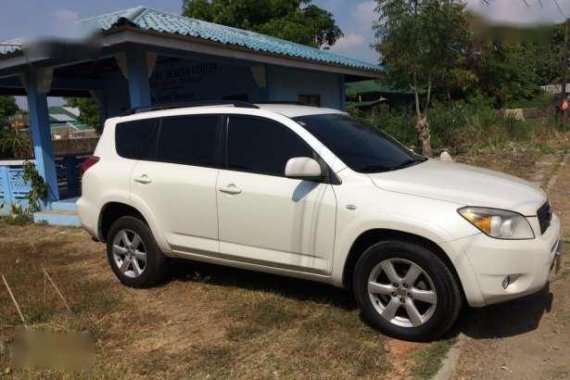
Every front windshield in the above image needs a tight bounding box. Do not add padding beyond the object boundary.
[293,114,426,173]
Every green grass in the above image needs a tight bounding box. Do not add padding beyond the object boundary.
[410,339,456,380]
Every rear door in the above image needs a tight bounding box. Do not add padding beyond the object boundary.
[129,114,223,253]
[216,115,338,274]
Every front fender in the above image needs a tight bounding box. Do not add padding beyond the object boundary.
[331,213,454,284]
[330,210,484,306]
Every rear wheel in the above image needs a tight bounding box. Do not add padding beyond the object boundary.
[106,216,167,288]
[353,240,461,341]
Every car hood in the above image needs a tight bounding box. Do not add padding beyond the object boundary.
[368,159,546,216]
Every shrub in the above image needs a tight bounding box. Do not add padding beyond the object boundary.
[358,99,563,154]
[0,128,32,159]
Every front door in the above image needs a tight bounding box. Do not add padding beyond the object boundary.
[216,115,337,274]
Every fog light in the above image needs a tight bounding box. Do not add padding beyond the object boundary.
[502,276,511,289]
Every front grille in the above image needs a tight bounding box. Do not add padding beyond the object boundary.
[537,201,552,234]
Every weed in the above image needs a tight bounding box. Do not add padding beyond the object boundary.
[409,339,456,380]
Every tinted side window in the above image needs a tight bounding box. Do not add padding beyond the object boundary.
[156,115,220,167]
[227,116,313,176]
[115,119,159,160]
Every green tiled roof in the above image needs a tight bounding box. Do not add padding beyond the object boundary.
[80,6,382,73]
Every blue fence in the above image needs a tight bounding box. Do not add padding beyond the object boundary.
[0,156,85,215]
[0,166,30,214]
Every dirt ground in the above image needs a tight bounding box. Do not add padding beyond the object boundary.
[0,226,430,379]
[0,144,569,379]
[453,152,570,380]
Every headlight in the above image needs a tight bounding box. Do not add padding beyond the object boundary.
[458,207,535,240]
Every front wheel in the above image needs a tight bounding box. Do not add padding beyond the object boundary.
[353,240,462,341]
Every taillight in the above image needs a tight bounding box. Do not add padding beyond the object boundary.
[80,156,100,177]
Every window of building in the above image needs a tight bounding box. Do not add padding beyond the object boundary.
[298,94,321,107]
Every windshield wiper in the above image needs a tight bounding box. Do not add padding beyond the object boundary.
[357,164,390,173]
[357,157,426,173]
[389,158,425,171]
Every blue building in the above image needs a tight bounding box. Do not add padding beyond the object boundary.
[0,6,381,225]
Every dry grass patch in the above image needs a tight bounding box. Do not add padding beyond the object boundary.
[0,224,392,379]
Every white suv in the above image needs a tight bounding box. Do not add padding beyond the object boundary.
[78,102,562,341]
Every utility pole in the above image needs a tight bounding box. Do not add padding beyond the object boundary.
[560,18,570,123]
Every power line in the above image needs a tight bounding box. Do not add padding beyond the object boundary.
[552,0,567,19]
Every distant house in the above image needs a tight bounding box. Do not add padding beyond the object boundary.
[13,107,97,140]
[48,107,97,140]
[346,80,415,114]
[540,84,570,96]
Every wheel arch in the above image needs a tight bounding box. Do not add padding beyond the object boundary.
[98,202,148,242]
[341,229,466,301]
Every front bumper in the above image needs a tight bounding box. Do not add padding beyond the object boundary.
[445,214,562,307]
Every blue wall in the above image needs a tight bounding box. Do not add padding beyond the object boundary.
[102,55,345,117]
[266,65,344,109]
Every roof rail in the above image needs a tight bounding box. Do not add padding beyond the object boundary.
[254,101,305,105]
[121,100,259,115]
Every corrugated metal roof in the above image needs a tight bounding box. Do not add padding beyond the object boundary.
[80,6,381,73]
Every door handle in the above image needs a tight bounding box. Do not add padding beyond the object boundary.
[134,175,152,184]
[219,184,242,195]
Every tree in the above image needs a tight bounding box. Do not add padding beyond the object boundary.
[182,0,343,48]
[0,96,26,158]
[65,97,101,134]
[0,96,18,130]
[466,14,565,106]
[374,0,470,156]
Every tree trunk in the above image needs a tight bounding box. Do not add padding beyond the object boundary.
[416,114,432,157]
[412,71,433,157]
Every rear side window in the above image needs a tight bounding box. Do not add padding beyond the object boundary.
[115,119,159,160]
[227,116,313,177]
[156,115,220,167]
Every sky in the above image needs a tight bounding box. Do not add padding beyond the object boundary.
[2,0,569,108]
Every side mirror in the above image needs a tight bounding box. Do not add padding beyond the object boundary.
[285,157,323,180]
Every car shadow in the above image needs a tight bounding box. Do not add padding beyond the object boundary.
[455,283,553,340]
[166,258,357,311]
[165,259,553,339]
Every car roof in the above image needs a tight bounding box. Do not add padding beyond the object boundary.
[110,103,346,124]
[254,104,346,118]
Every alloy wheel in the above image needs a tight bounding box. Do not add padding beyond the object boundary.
[112,229,147,278]
[367,258,437,328]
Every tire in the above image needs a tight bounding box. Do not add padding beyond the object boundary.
[106,216,167,288]
[353,240,462,341]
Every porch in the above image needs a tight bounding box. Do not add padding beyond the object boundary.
[0,6,381,225]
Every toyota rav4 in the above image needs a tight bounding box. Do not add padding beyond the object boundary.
[78,102,562,341]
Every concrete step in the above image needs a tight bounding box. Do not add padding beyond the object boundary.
[51,197,79,212]
[33,210,81,227]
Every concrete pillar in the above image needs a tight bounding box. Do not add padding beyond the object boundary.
[89,89,106,132]
[126,48,152,108]
[338,74,346,111]
[63,155,79,197]
[23,70,59,203]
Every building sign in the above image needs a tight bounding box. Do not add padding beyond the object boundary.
[150,60,219,102]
